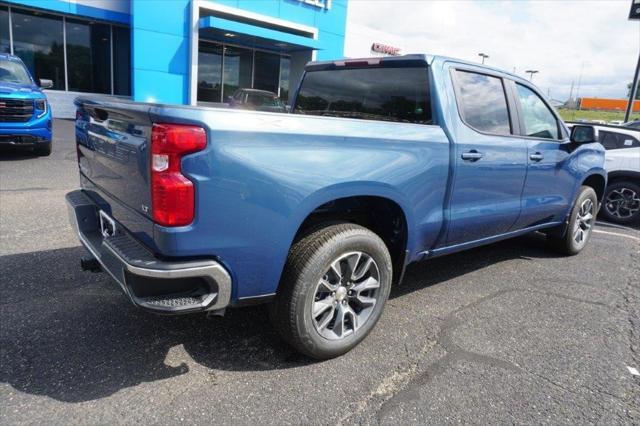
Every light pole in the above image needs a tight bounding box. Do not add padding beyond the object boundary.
[478,53,489,64]
[525,70,539,81]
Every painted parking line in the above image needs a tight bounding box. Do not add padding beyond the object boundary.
[596,221,638,231]
[592,229,640,242]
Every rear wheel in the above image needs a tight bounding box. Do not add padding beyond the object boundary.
[600,181,640,224]
[270,223,392,359]
[548,186,597,255]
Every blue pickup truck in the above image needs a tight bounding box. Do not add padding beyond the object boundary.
[0,54,53,156]
[67,54,605,359]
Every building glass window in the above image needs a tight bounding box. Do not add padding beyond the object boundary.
[2,6,131,95]
[454,70,511,135]
[113,26,131,96]
[11,8,65,90]
[196,41,292,105]
[279,56,291,103]
[66,18,111,94]
[198,41,223,102]
[222,45,252,100]
[253,50,280,94]
[0,6,10,54]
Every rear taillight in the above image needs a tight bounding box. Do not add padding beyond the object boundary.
[150,123,207,227]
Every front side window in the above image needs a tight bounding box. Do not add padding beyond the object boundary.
[516,84,559,140]
[294,66,432,124]
[454,70,511,134]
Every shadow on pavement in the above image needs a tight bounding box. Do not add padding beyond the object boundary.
[0,147,41,161]
[0,234,562,403]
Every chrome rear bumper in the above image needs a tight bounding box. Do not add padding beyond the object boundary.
[66,190,231,314]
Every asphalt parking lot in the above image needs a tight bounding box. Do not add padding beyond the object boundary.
[1,119,639,424]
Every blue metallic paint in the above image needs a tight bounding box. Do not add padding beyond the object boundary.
[73,55,606,303]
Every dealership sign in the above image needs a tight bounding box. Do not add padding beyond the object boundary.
[371,43,401,56]
[298,0,331,10]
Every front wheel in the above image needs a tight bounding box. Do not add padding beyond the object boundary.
[548,186,597,255]
[270,223,392,359]
[600,181,640,224]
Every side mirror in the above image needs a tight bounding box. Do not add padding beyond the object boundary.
[570,125,599,144]
[39,79,53,89]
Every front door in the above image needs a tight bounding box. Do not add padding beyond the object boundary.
[446,69,528,246]
[510,82,574,228]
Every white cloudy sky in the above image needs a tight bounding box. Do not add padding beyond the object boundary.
[344,0,640,101]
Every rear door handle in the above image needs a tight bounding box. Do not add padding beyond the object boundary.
[461,150,483,161]
[529,152,544,162]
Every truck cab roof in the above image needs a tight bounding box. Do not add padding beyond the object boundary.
[306,53,527,85]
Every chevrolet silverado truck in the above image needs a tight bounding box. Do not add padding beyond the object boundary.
[67,55,605,359]
[0,54,53,156]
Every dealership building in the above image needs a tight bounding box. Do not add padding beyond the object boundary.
[0,0,347,117]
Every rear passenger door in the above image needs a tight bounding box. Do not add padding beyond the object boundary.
[445,68,528,246]
[510,82,574,229]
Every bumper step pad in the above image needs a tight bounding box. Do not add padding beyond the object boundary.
[66,190,232,314]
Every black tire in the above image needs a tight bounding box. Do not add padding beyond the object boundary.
[548,186,597,255]
[34,143,52,157]
[599,181,640,225]
[270,223,392,360]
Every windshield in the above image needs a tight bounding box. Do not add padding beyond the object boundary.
[294,66,432,124]
[0,59,33,85]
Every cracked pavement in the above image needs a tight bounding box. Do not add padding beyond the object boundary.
[1,120,639,424]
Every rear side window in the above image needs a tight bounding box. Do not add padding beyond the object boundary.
[294,66,432,125]
[454,70,511,135]
[599,130,640,150]
[515,84,559,140]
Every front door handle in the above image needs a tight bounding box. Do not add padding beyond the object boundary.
[461,150,483,161]
[530,152,544,162]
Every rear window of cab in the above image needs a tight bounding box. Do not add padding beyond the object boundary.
[294,66,432,125]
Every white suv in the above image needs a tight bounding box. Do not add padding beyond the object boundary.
[566,123,640,224]
[592,125,640,224]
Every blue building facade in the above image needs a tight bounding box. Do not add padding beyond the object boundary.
[0,0,348,116]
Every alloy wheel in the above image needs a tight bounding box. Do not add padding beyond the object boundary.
[311,251,381,340]
[604,187,640,219]
[573,198,595,245]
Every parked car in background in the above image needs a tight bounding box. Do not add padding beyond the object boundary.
[567,122,640,224]
[228,88,287,113]
[68,54,605,359]
[0,54,53,156]
[623,120,640,130]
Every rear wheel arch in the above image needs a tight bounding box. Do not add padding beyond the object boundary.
[288,195,411,287]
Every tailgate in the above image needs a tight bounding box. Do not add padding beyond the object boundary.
[75,98,153,221]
